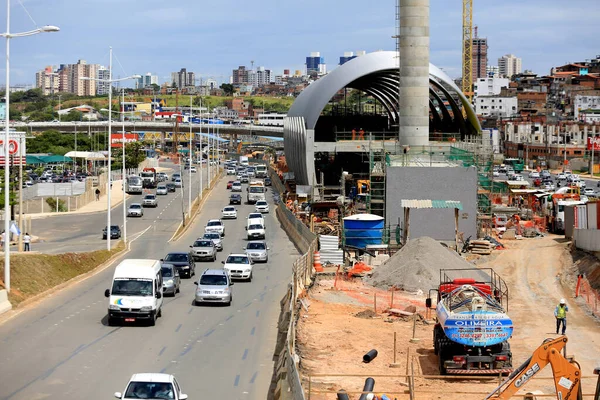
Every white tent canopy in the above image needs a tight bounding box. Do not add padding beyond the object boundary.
[64,151,106,160]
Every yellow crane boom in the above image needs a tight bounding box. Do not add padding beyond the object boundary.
[462,0,473,101]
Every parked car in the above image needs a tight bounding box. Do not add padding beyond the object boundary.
[114,373,188,400]
[162,252,196,278]
[143,194,158,207]
[190,239,217,262]
[174,178,183,188]
[221,254,253,281]
[255,200,269,214]
[203,232,223,251]
[557,173,567,180]
[161,263,181,296]
[127,203,144,217]
[227,181,234,189]
[166,183,176,192]
[156,184,168,195]
[583,188,595,196]
[103,225,121,240]
[221,206,238,219]
[230,194,242,205]
[194,269,233,306]
[246,223,266,240]
[528,171,540,178]
[205,219,225,237]
[243,240,269,263]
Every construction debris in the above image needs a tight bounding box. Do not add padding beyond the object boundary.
[469,239,494,255]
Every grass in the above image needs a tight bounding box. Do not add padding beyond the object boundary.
[0,242,125,307]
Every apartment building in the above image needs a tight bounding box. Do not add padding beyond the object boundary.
[35,60,100,96]
[171,68,195,89]
[475,95,517,118]
[96,66,111,96]
[472,38,488,82]
[35,66,59,95]
[474,77,509,97]
[498,54,522,78]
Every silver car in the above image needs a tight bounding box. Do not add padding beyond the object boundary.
[190,239,217,262]
[194,269,233,306]
[161,263,181,296]
[203,232,223,251]
[244,241,269,263]
[127,203,144,217]
[143,194,158,207]
[156,184,168,195]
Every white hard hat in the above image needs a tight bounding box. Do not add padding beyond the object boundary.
[366,394,375,400]
[560,298,566,304]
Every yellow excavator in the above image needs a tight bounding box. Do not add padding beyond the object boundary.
[486,336,600,400]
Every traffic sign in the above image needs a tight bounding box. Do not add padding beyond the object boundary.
[0,139,19,155]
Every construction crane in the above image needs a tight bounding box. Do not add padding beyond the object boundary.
[462,0,474,102]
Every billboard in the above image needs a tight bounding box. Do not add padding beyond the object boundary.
[111,133,138,148]
[587,136,600,151]
[0,131,26,165]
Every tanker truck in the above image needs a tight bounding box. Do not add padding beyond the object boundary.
[426,268,513,375]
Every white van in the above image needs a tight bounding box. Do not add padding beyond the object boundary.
[104,259,164,326]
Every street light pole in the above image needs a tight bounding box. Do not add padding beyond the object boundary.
[106,47,113,251]
[188,96,192,216]
[199,97,203,201]
[58,94,62,122]
[122,88,127,245]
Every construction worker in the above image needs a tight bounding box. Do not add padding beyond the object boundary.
[359,128,365,140]
[351,128,357,140]
[554,299,569,335]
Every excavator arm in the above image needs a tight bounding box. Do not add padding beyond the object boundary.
[486,336,582,400]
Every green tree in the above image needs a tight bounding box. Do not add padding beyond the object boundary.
[220,83,234,96]
[151,83,160,92]
[61,110,83,122]
[111,141,146,170]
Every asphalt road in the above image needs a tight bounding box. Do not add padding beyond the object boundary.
[499,169,600,195]
[22,162,210,254]
[0,172,298,399]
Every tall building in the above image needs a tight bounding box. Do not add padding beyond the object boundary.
[170,68,195,89]
[486,65,500,77]
[232,66,248,85]
[339,52,357,65]
[306,52,326,75]
[471,38,488,82]
[35,66,59,95]
[498,54,522,78]
[474,77,509,97]
[247,66,272,86]
[96,66,111,95]
[135,73,158,89]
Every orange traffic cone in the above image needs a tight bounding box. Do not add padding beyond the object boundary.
[313,251,323,272]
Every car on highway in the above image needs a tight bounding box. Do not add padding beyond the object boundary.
[190,166,197,173]
[243,240,269,263]
[544,183,556,191]
[174,178,183,188]
[230,193,242,205]
[264,177,272,186]
[226,167,236,175]
[162,252,196,278]
[221,254,253,281]
[114,373,188,400]
[246,223,266,240]
[157,172,169,182]
[492,170,500,177]
[156,184,168,195]
[227,180,234,189]
[205,219,225,237]
[160,263,181,296]
[143,194,158,207]
[231,181,242,192]
[172,173,181,181]
[203,232,223,251]
[240,174,249,183]
[247,212,265,227]
[166,182,176,192]
[194,269,233,306]
[557,172,567,180]
[221,206,238,219]
[190,239,217,262]
[583,188,595,196]
[103,225,121,240]
[255,200,269,213]
[127,203,144,217]
[528,171,540,178]
[540,170,551,178]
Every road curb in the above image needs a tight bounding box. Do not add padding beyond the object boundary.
[0,290,12,316]
[169,170,224,243]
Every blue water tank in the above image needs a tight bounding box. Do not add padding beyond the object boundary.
[343,214,384,248]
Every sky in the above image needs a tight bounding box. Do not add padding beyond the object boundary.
[0,0,598,87]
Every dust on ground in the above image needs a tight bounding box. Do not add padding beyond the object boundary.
[296,235,600,399]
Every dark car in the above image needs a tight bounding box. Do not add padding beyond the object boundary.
[166,182,176,192]
[102,225,121,240]
[264,177,272,186]
[162,252,196,278]
[230,193,242,205]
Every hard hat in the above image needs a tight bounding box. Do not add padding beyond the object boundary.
[560,298,566,304]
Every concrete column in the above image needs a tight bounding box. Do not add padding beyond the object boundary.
[398,0,430,146]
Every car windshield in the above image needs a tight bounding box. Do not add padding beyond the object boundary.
[111,279,153,297]
[247,242,266,250]
[130,204,141,209]
[224,207,235,211]
[158,186,166,189]
[249,224,264,230]
[161,266,173,277]
[124,381,175,399]
[207,221,222,227]
[203,233,220,240]
[256,201,267,206]
[194,240,213,247]
[199,275,228,286]
[145,195,155,200]
[226,255,249,264]
[164,253,188,262]
[105,225,119,231]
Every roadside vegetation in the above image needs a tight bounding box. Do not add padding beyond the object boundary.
[0,242,125,306]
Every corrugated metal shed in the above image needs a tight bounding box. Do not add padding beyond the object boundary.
[400,199,463,210]
[319,235,339,251]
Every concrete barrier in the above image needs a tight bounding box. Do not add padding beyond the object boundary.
[0,289,12,315]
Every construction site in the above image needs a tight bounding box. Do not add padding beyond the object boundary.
[267,0,600,399]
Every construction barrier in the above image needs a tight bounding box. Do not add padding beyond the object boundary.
[576,274,600,314]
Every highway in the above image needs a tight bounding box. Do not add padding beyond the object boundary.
[0,170,298,399]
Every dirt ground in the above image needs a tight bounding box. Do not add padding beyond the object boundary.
[296,235,600,399]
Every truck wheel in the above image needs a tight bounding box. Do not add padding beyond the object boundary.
[438,350,447,375]
[157,308,162,318]
[149,314,156,327]
[108,316,117,326]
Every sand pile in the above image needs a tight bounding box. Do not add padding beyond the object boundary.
[366,236,476,292]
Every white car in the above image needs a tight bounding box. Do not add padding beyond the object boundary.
[246,223,266,240]
[226,167,236,175]
[492,170,500,177]
[583,188,595,196]
[205,219,225,237]
[221,253,253,281]
[221,206,238,219]
[174,178,183,188]
[231,181,242,192]
[528,171,540,178]
[255,200,270,213]
[544,183,556,191]
[557,173,567,180]
[114,373,188,400]
[247,212,265,228]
